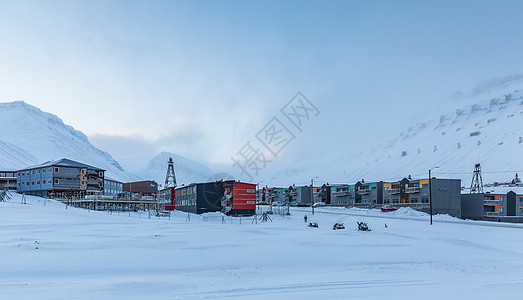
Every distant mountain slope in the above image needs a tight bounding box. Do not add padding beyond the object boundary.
[0,101,138,181]
[269,76,523,185]
[138,152,215,187]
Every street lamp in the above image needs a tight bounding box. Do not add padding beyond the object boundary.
[311,176,319,215]
[429,166,439,225]
[256,181,263,215]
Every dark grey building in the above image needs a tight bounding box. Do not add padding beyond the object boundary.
[460,193,484,220]
[461,190,523,222]
[294,185,322,205]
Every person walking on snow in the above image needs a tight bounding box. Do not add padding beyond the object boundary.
[304,215,308,222]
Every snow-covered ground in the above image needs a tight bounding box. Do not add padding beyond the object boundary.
[2,192,523,299]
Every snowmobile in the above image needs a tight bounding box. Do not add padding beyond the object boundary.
[357,222,371,231]
[308,222,319,228]
[332,223,345,230]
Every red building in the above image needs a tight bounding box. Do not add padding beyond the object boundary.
[222,181,256,216]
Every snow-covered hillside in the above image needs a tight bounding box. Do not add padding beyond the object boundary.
[269,76,523,186]
[137,152,215,187]
[0,101,138,181]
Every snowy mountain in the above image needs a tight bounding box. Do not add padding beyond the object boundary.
[268,75,523,186]
[0,101,138,181]
[136,152,215,187]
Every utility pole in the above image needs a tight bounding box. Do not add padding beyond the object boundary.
[429,166,439,225]
[311,176,318,215]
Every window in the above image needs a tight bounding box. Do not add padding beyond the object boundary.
[43,180,46,184]
[37,181,40,184]
[37,169,40,174]
[48,168,52,172]
[32,170,35,175]
[411,198,418,203]
[247,189,255,193]
[81,169,86,175]
[43,169,46,173]
[54,178,59,184]
[32,181,34,185]
[54,167,59,173]
[499,207,504,213]
[98,171,104,177]
[499,196,504,202]
[18,183,20,187]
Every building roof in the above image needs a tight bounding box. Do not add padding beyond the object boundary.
[480,186,523,195]
[105,177,123,183]
[20,158,105,171]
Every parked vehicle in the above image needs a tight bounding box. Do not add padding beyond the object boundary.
[312,202,326,207]
[308,222,319,228]
[357,222,371,231]
[333,223,345,230]
[381,205,397,212]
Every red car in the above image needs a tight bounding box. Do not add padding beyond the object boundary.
[381,205,397,212]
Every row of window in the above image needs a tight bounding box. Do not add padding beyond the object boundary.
[18,168,56,177]
[104,181,123,187]
[18,178,59,186]
[175,186,198,197]
[0,172,16,177]
[177,199,197,207]
[18,168,103,177]
[19,179,104,187]
[383,197,429,204]
[104,189,122,194]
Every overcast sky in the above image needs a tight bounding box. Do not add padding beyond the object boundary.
[2,0,523,170]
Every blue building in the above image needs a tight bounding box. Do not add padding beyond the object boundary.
[17,158,105,198]
[104,177,123,198]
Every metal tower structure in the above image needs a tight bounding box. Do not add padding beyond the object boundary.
[470,163,484,193]
[165,157,177,188]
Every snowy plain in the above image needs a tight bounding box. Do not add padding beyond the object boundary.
[2,193,523,299]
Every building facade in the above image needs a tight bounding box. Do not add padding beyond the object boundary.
[350,178,461,218]
[17,158,105,197]
[123,180,158,195]
[0,171,17,190]
[462,190,523,221]
[104,178,123,198]
[169,181,256,216]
